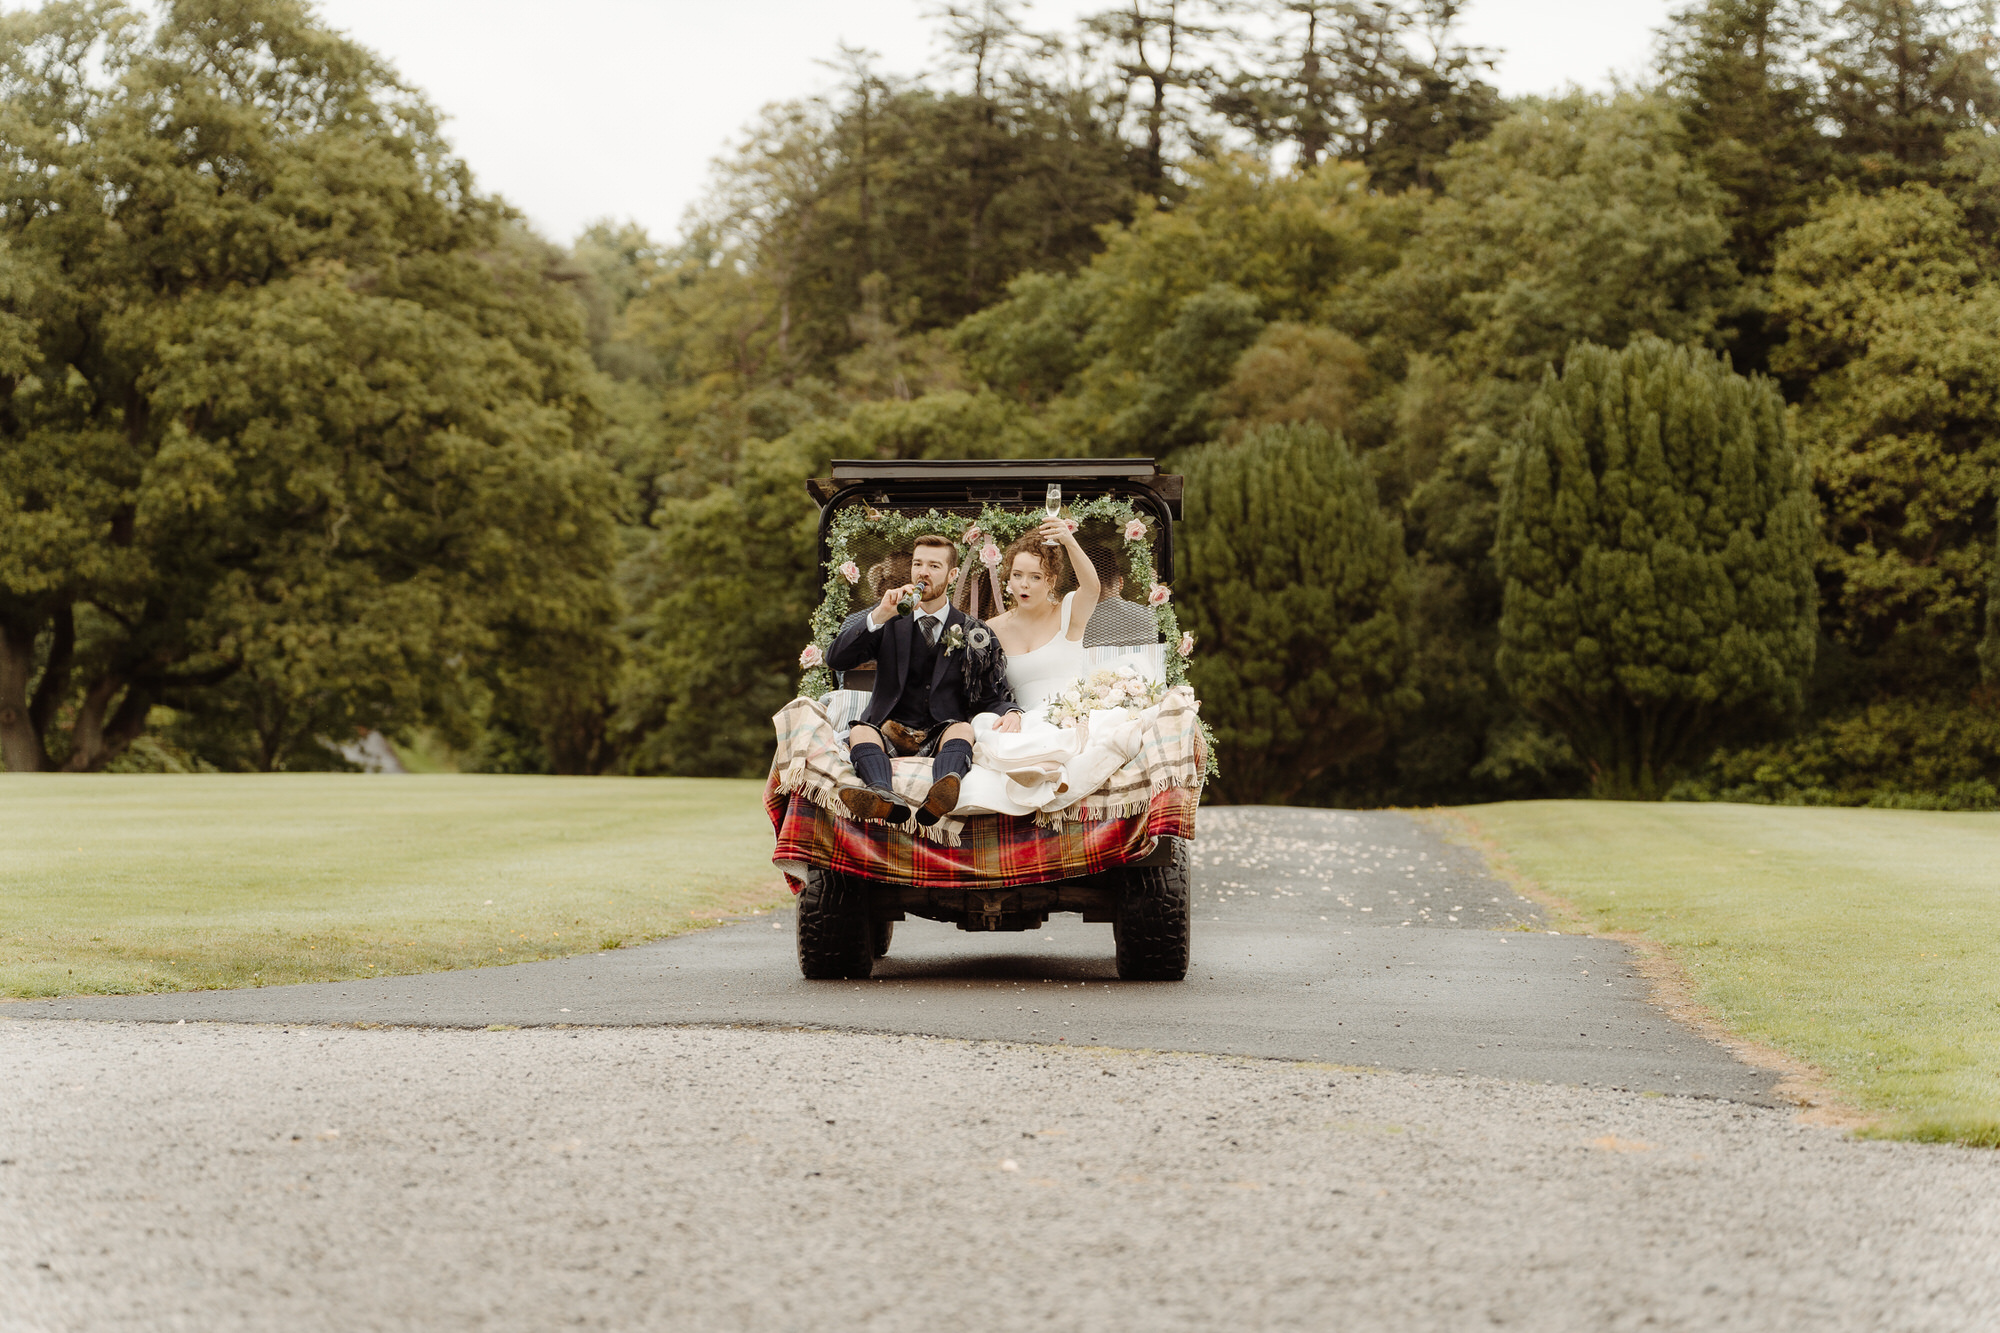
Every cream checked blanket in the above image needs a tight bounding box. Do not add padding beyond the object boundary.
[768,687,1206,845]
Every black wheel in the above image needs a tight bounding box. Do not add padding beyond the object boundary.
[870,920,895,958]
[1113,836,1191,981]
[797,867,875,979]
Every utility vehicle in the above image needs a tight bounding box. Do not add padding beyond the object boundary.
[767,459,1198,981]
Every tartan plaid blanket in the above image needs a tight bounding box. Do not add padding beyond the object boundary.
[767,772,1197,891]
[766,688,1206,846]
[1070,686,1205,822]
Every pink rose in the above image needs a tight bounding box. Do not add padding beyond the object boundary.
[799,644,823,668]
[1178,631,1194,657]
[1123,518,1146,541]
[980,541,1002,567]
[962,525,982,544]
[1148,583,1171,606]
[838,561,860,584]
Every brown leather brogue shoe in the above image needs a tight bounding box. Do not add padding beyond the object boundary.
[840,784,911,825]
[915,772,961,828]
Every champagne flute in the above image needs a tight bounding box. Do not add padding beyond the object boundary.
[1043,483,1062,545]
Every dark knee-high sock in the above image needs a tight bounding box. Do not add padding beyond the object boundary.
[851,740,894,791]
[932,738,974,784]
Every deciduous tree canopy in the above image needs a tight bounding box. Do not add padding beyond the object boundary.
[0,0,619,772]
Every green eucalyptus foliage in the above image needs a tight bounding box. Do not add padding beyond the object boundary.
[1179,423,1416,804]
[1495,338,1817,798]
[0,0,620,772]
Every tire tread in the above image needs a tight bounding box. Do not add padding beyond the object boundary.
[797,867,876,979]
[1114,837,1191,981]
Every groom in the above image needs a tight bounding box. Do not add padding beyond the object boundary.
[828,534,1022,827]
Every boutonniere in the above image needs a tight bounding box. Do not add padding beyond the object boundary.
[942,623,967,655]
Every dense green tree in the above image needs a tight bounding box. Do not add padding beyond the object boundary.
[1208,0,1499,189]
[1818,0,2000,179]
[615,436,827,777]
[1085,0,1224,194]
[1983,512,2000,684]
[1349,94,1747,800]
[1770,183,2000,691]
[1179,423,1416,803]
[1495,339,1818,798]
[1370,95,1746,402]
[957,159,1415,453]
[683,54,1148,384]
[1670,694,2000,807]
[1348,0,1505,193]
[568,220,670,383]
[0,0,620,772]
[1660,0,1829,289]
[1364,93,1748,554]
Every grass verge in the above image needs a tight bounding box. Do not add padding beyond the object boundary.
[1451,800,2000,1147]
[0,774,785,998]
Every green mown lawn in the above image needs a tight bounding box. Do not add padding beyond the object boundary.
[0,774,784,998]
[1457,801,2000,1146]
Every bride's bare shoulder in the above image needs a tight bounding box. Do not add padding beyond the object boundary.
[986,610,1014,627]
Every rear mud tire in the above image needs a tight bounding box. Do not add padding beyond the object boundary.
[797,867,876,980]
[1113,836,1191,981]
[871,920,894,958]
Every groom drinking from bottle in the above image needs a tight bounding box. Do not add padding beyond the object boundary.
[829,534,1022,828]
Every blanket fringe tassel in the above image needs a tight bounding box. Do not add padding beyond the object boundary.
[1034,773,1203,830]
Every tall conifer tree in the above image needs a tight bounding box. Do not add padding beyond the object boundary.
[1179,423,1416,803]
[1495,339,1817,798]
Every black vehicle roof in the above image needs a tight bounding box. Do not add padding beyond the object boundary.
[807,458,1183,580]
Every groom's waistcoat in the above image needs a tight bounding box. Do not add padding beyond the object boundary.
[892,618,941,726]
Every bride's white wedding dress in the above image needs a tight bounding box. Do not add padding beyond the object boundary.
[956,593,1149,817]
[1004,592,1091,712]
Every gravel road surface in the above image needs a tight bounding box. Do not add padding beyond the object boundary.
[14,809,1773,1101]
[4,1022,1996,1333]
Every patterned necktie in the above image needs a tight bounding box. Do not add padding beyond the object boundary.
[922,616,940,646]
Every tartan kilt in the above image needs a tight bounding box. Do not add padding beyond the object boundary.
[766,771,1197,893]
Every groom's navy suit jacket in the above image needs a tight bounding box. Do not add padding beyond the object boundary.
[827,606,1021,730]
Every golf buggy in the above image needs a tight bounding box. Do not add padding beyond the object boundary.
[765,459,1203,982]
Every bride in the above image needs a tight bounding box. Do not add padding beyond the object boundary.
[954,519,1151,816]
[988,518,1099,710]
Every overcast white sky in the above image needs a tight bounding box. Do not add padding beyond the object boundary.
[38,0,1683,244]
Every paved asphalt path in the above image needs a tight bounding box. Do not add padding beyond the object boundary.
[17,807,1774,1102]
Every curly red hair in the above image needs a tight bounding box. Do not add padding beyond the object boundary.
[1000,529,1069,602]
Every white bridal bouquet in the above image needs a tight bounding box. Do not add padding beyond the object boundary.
[1042,664,1168,730]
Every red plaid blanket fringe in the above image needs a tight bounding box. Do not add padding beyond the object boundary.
[767,770,1197,893]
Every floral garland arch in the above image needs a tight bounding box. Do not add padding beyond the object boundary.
[795,495,1191,701]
